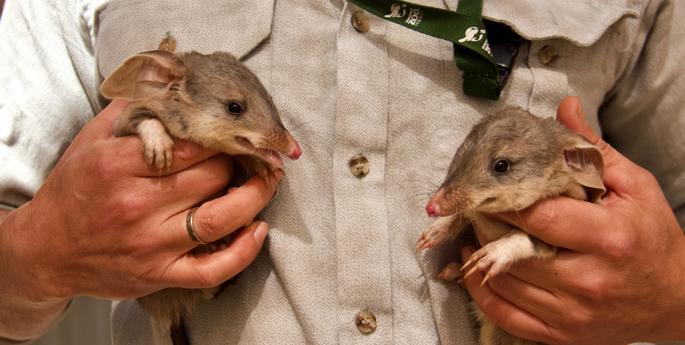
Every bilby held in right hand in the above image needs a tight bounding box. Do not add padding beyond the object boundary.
[416,108,606,345]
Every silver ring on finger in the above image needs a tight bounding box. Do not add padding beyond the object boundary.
[186,206,209,244]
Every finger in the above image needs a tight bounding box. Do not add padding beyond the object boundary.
[487,273,564,325]
[166,221,269,288]
[131,154,233,213]
[556,96,647,194]
[111,138,221,177]
[63,99,129,157]
[505,250,613,301]
[461,247,560,344]
[69,99,130,147]
[166,173,280,247]
[472,220,581,292]
[491,197,616,252]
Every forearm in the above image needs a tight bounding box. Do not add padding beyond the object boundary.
[652,234,685,342]
[0,297,69,342]
[0,207,70,341]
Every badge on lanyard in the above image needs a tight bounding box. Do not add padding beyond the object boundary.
[348,0,522,100]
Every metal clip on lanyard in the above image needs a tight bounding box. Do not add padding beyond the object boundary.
[348,0,521,100]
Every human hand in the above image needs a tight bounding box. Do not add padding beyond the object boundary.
[461,96,685,344]
[0,99,279,339]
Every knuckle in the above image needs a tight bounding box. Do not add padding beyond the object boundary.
[601,229,637,259]
[195,265,222,288]
[92,152,121,180]
[526,201,557,233]
[562,309,591,336]
[194,207,225,239]
[108,193,146,222]
[577,275,610,303]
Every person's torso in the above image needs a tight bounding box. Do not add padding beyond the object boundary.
[96,1,644,344]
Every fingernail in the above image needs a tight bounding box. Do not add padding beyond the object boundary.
[253,222,269,242]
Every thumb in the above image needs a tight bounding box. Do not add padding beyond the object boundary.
[76,98,130,142]
[556,96,602,144]
[556,96,642,194]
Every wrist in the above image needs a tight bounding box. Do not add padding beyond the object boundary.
[0,202,69,300]
[649,233,685,342]
[0,295,70,341]
[667,235,685,340]
[0,205,71,340]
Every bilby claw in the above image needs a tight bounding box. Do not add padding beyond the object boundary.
[461,241,517,285]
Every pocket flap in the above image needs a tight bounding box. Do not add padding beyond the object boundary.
[446,0,642,46]
[96,0,275,78]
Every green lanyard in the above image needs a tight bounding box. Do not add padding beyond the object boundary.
[348,0,501,100]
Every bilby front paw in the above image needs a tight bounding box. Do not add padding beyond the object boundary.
[461,241,517,285]
[142,134,174,170]
[416,218,453,253]
[136,118,174,170]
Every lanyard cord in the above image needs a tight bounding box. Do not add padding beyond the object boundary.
[347,0,503,100]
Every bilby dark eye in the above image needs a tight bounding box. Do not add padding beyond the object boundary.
[225,102,244,115]
[492,159,510,174]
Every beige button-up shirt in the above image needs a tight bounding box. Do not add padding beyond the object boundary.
[1,0,684,344]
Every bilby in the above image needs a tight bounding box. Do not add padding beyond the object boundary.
[416,108,605,345]
[100,34,301,334]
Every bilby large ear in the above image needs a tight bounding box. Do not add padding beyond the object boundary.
[101,50,187,100]
[563,136,606,202]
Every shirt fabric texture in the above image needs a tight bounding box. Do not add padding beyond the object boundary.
[1,0,684,344]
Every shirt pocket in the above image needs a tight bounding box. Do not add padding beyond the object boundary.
[95,0,275,80]
[443,0,642,120]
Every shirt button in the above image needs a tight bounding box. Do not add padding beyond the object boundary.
[355,310,377,334]
[537,45,558,65]
[351,10,370,33]
[349,154,370,178]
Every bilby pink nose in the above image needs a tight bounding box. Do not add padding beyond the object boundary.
[426,202,440,218]
[285,133,302,160]
[289,145,302,160]
[425,189,446,217]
